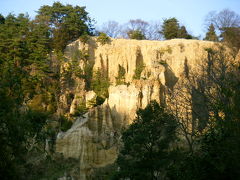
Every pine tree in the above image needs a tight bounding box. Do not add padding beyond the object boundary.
[204,24,218,41]
[0,14,5,24]
[161,18,180,39]
[178,26,193,39]
[36,2,93,52]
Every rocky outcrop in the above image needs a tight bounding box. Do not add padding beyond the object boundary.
[55,38,215,179]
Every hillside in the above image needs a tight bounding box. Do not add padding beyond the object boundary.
[55,38,215,179]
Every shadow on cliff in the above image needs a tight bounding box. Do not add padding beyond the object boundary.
[161,62,179,90]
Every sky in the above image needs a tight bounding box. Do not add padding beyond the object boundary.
[0,0,240,37]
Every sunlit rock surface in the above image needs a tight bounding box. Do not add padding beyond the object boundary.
[56,38,215,179]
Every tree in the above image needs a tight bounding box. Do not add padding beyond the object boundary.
[167,47,240,180]
[114,101,178,180]
[96,32,111,45]
[206,9,240,31]
[99,21,122,38]
[161,18,193,40]
[204,23,218,41]
[36,2,93,52]
[205,9,240,51]
[99,19,162,40]
[126,19,149,40]
[0,14,5,24]
[178,26,192,39]
[221,27,240,52]
[161,18,180,39]
[127,29,146,40]
[145,21,162,40]
[128,19,149,33]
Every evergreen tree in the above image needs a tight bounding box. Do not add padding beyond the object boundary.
[178,26,193,39]
[161,18,193,40]
[204,24,218,41]
[127,29,146,40]
[0,14,5,24]
[36,2,93,52]
[114,101,178,180]
[161,18,180,39]
[220,27,240,52]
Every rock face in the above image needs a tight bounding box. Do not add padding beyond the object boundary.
[56,38,214,179]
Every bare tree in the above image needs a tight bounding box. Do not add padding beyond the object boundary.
[205,9,240,32]
[99,20,122,38]
[145,21,162,40]
[127,19,149,32]
[99,19,163,40]
[166,45,237,153]
[205,9,240,51]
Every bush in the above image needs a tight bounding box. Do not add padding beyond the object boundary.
[91,68,110,102]
[59,116,73,132]
[79,32,90,44]
[114,101,178,179]
[115,65,126,85]
[97,32,110,45]
[127,30,146,40]
[133,62,145,79]
[73,102,88,117]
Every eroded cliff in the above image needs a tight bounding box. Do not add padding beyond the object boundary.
[55,38,215,179]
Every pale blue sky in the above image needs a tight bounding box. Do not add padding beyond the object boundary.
[0,0,239,37]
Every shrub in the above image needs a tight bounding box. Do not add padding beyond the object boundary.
[116,65,126,85]
[91,68,110,102]
[97,32,110,45]
[79,32,90,44]
[73,102,88,117]
[127,30,146,40]
[133,62,145,80]
[59,116,73,132]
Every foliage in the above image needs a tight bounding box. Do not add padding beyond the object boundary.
[221,27,240,52]
[168,120,240,180]
[126,19,148,40]
[133,48,145,80]
[178,26,193,39]
[114,101,178,179]
[0,106,49,179]
[133,63,145,79]
[167,47,240,180]
[0,14,5,24]
[115,65,126,85]
[205,9,240,32]
[84,60,95,90]
[73,102,88,117]
[204,23,218,41]
[99,19,162,40]
[25,154,79,180]
[79,32,90,44]
[161,18,192,40]
[59,115,73,132]
[205,9,240,51]
[0,6,88,178]
[91,68,110,101]
[92,164,118,180]
[97,32,111,45]
[68,46,89,78]
[161,18,180,40]
[36,2,93,52]
[127,29,146,40]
